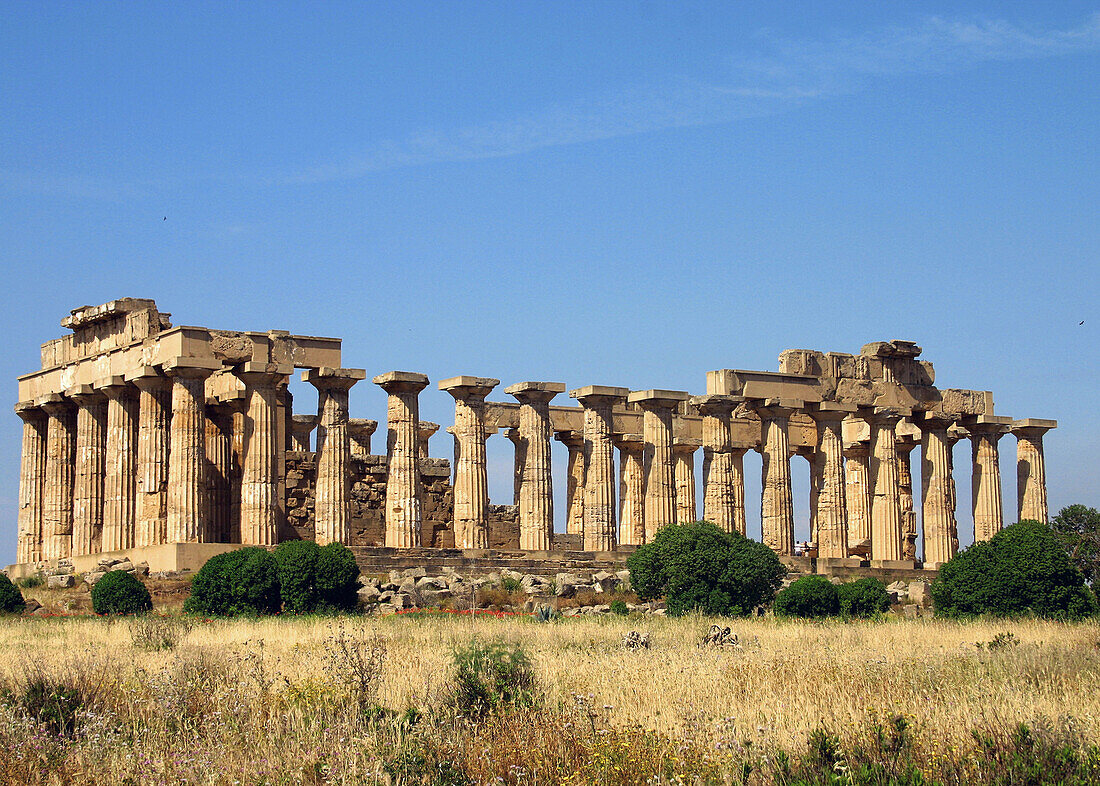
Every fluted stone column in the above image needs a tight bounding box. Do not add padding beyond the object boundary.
[571,386,628,552]
[504,428,525,505]
[970,416,1011,542]
[555,430,586,536]
[754,400,797,557]
[440,377,499,550]
[418,421,440,458]
[291,415,318,452]
[672,438,700,524]
[348,418,377,458]
[129,370,172,547]
[68,386,106,556]
[375,371,429,548]
[843,439,872,557]
[1011,419,1056,524]
[15,403,48,564]
[628,390,688,542]
[97,378,139,552]
[227,399,247,543]
[507,381,564,550]
[693,395,743,535]
[614,432,646,545]
[307,367,365,545]
[808,404,851,560]
[896,435,918,561]
[233,366,289,545]
[205,404,234,542]
[39,395,75,561]
[866,408,905,564]
[166,363,218,543]
[919,414,958,567]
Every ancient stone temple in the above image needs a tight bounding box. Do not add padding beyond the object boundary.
[10,299,1056,576]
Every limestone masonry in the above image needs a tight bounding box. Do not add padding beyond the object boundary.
[10,299,1056,576]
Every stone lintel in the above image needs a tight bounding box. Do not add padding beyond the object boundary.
[237,361,295,376]
[372,370,429,389]
[810,401,857,416]
[569,385,630,402]
[707,368,822,401]
[123,367,168,385]
[160,356,223,374]
[438,375,500,393]
[626,389,690,406]
[503,381,566,396]
[689,393,744,410]
[1010,418,1057,432]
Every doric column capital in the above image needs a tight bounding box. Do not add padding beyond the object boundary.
[690,394,743,416]
[554,429,584,448]
[94,376,138,403]
[161,357,221,380]
[748,397,801,420]
[570,385,629,409]
[347,418,377,441]
[965,414,1012,439]
[859,406,908,427]
[418,420,440,446]
[36,393,73,416]
[65,383,106,406]
[293,414,319,429]
[915,411,956,431]
[125,367,172,394]
[439,376,500,402]
[806,401,856,423]
[304,366,366,392]
[627,389,690,412]
[236,361,294,390]
[505,381,565,405]
[1010,418,1057,440]
[672,437,702,455]
[14,400,46,425]
[373,370,429,396]
[504,426,523,445]
[613,431,645,450]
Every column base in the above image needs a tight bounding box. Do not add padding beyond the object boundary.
[870,559,919,570]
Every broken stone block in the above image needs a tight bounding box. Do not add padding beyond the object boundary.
[47,574,75,589]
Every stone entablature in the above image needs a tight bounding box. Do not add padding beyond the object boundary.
[11,301,1057,575]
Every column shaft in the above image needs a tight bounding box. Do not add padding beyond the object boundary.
[868,412,903,562]
[616,436,645,545]
[16,406,48,564]
[843,443,872,555]
[166,369,212,542]
[205,407,233,542]
[133,376,172,547]
[375,372,429,548]
[812,415,848,559]
[634,399,680,541]
[557,431,586,536]
[1012,422,1054,524]
[441,377,498,550]
[572,388,626,552]
[759,408,795,556]
[101,384,139,551]
[238,372,285,545]
[971,424,1007,542]
[920,420,957,566]
[673,442,699,524]
[506,383,563,551]
[71,392,106,556]
[41,401,75,561]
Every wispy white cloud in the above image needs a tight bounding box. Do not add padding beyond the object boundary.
[288,13,1100,183]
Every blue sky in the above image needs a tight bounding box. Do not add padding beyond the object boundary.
[2,3,1098,564]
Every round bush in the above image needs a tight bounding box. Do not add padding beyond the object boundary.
[627,521,785,617]
[184,547,281,616]
[0,573,26,614]
[273,540,361,613]
[774,575,840,618]
[91,570,152,615]
[838,577,890,618]
[931,520,1098,619]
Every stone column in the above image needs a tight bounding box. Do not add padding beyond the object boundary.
[1011,419,1056,524]
[227,399,247,543]
[68,385,106,556]
[555,430,586,536]
[290,415,318,452]
[129,370,172,547]
[808,404,852,560]
[205,404,234,542]
[506,381,564,550]
[15,402,48,564]
[672,438,700,524]
[39,395,75,561]
[504,428,525,505]
[614,432,646,545]
[307,367,365,545]
[693,395,743,535]
[375,371,429,547]
[97,377,139,552]
[866,408,905,564]
[628,390,689,542]
[165,363,218,543]
[753,400,797,557]
[918,414,958,568]
[896,429,919,561]
[842,438,872,558]
[970,416,1011,542]
[440,377,499,550]
[234,365,292,546]
[418,421,440,458]
[571,386,628,552]
[348,418,377,458]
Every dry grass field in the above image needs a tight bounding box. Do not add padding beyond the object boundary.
[1,612,1098,784]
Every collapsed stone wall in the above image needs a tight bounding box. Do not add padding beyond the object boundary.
[285,453,521,548]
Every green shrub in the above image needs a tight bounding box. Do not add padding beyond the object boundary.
[932,520,1098,619]
[774,575,840,618]
[14,678,84,736]
[91,570,152,615]
[184,547,281,616]
[16,573,43,589]
[449,640,538,718]
[609,599,629,616]
[274,540,361,613]
[627,521,785,617]
[838,577,891,618]
[0,574,26,614]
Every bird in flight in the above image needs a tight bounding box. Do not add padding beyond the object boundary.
[163,216,167,221]
[1080,320,1085,325]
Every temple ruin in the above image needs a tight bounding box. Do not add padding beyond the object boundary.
[10,298,1056,576]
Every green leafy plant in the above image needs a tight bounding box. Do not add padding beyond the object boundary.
[774,575,840,618]
[627,521,785,617]
[449,640,539,718]
[932,520,1098,619]
[15,573,43,589]
[1052,504,1100,585]
[91,570,152,615]
[838,577,891,618]
[183,547,281,616]
[13,678,84,736]
[609,599,629,616]
[0,574,26,614]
